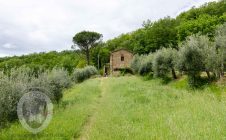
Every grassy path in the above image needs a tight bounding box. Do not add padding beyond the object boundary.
[1,76,226,139]
[78,78,107,140]
[78,76,226,140]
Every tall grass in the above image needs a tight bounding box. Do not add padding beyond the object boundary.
[84,77,226,140]
[0,79,101,140]
[1,76,226,139]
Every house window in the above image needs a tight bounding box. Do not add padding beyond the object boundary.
[121,55,124,61]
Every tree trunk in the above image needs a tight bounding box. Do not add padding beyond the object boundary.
[221,63,224,78]
[213,72,217,79]
[86,49,90,65]
[206,70,211,80]
[220,52,224,79]
[179,71,183,77]
[171,68,177,79]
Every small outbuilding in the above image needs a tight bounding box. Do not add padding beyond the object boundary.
[109,48,133,75]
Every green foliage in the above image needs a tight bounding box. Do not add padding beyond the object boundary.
[60,56,77,74]
[130,54,143,74]
[144,17,178,52]
[1,0,226,76]
[76,59,87,68]
[117,68,133,76]
[0,68,72,128]
[177,0,226,21]
[91,44,110,69]
[0,75,25,128]
[198,35,222,79]
[72,69,86,83]
[176,0,226,41]
[2,0,226,135]
[1,76,226,139]
[177,35,206,87]
[130,54,153,75]
[105,33,134,52]
[177,14,223,41]
[84,66,98,77]
[138,54,153,75]
[72,66,98,83]
[73,31,102,49]
[48,68,71,103]
[215,23,226,77]
[0,78,101,140]
[153,48,177,79]
[204,45,221,79]
[105,17,178,54]
[0,0,225,91]
[103,0,226,55]
[72,31,103,65]
[0,51,80,74]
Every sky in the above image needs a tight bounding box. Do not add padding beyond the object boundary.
[0,0,217,57]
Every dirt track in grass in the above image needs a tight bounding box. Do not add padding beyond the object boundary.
[78,78,107,140]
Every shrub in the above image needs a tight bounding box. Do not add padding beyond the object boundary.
[27,72,54,101]
[8,67,33,82]
[138,54,153,75]
[72,69,85,83]
[47,68,71,103]
[116,68,134,76]
[0,81,25,127]
[152,48,177,79]
[130,54,142,74]
[84,66,98,77]
[153,50,168,78]
[48,68,71,89]
[0,71,26,128]
[72,66,98,83]
[130,54,153,75]
[0,67,73,128]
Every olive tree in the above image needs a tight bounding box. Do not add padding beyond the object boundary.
[138,54,153,75]
[215,23,226,78]
[130,54,142,74]
[152,48,177,79]
[191,35,222,79]
[201,40,222,79]
[130,54,153,75]
[177,35,205,87]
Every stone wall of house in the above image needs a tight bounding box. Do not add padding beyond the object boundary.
[110,49,133,74]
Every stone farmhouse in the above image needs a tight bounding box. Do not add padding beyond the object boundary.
[104,48,133,76]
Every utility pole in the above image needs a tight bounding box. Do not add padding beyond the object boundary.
[98,53,100,70]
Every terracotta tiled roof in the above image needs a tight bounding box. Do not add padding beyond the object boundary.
[110,48,133,54]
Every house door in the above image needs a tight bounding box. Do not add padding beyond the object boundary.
[104,66,109,76]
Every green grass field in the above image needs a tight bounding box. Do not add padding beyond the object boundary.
[1,76,226,140]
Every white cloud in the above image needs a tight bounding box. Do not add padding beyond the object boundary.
[2,43,16,49]
[0,0,217,57]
